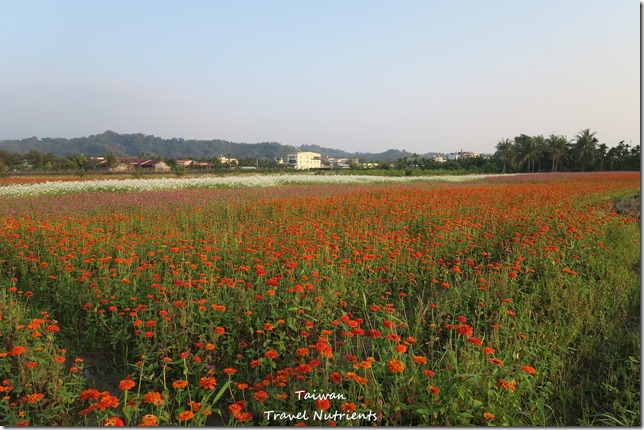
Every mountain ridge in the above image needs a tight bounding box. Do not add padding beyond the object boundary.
[0,131,444,162]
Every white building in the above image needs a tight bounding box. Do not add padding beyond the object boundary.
[287,152,321,170]
[219,155,238,167]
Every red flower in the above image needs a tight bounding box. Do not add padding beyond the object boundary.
[521,365,536,375]
[264,350,279,359]
[467,336,482,345]
[412,355,427,364]
[103,417,125,426]
[253,390,269,402]
[177,410,195,421]
[387,359,405,373]
[199,377,217,390]
[119,378,136,391]
[316,399,331,410]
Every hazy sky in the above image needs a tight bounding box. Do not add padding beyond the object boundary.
[0,0,639,154]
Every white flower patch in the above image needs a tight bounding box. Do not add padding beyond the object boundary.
[0,174,501,197]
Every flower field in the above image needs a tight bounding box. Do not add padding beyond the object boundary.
[0,172,640,426]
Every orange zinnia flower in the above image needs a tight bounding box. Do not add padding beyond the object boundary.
[497,379,516,392]
[96,394,119,410]
[394,344,407,353]
[329,371,342,383]
[103,417,125,426]
[143,391,164,406]
[467,336,482,346]
[140,414,158,426]
[236,412,253,422]
[188,400,202,411]
[199,377,217,390]
[27,393,44,403]
[10,346,27,356]
[387,359,405,373]
[172,380,189,389]
[264,350,279,359]
[45,324,60,332]
[316,399,331,410]
[412,355,428,364]
[119,379,136,391]
[319,346,334,358]
[340,402,356,413]
[521,365,536,375]
[429,385,440,395]
[228,403,243,417]
[483,412,495,421]
[177,410,195,421]
[296,347,309,357]
[253,390,269,402]
[456,324,473,337]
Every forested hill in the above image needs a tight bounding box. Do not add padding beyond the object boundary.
[0,131,431,161]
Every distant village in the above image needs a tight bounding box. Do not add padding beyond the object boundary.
[87,150,483,172]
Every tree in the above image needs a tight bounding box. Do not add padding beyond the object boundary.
[25,149,45,170]
[546,134,569,172]
[514,134,540,173]
[573,129,598,171]
[628,144,641,170]
[595,143,608,171]
[532,135,547,172]
[495,138,514,173]
[70,153,92,171]
[607,145,620,171]
[106,151,119,169]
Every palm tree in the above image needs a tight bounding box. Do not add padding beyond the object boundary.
[532,135,547,172]
[596,143,608,171]
[546,134,569,172]
[515,135,541,173]
[495,138,514,173]
[573,129,598,171]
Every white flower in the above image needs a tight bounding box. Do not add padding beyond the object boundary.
[0,173,504,197]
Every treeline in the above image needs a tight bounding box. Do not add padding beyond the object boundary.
[493,129,640,173]
[0,150,290,173]
[0,128,638,174]
[381,128,639,174]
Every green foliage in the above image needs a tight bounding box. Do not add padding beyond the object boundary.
[493,129,640,173]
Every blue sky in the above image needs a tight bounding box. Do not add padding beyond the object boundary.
[0,0,639,154]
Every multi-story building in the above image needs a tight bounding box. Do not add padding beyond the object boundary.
[287,152,321,170]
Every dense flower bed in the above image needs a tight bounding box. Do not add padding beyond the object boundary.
[0,171,639,426]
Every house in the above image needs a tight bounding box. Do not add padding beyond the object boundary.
[433,156,447,163]
[460,151,479,159]
[113,158,169,171]
[220,155,238,166]
[360,162,380,169]
[139,160,170,170]
[447,151,479,161]
[320,157,356,169]
[287,151,321,170]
